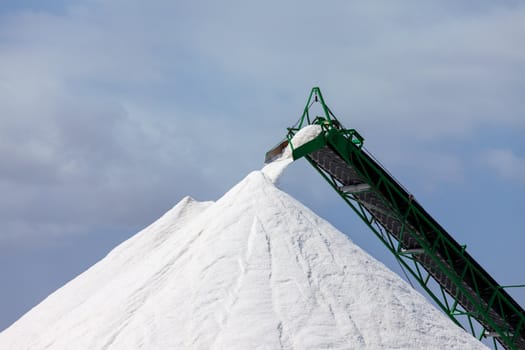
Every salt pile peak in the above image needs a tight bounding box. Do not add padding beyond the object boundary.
[0,169,487,349]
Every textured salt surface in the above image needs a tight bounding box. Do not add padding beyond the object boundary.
[0,169,487,349]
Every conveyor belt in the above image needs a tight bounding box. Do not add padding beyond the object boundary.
[268,87,525,349]
[304,139,525,350]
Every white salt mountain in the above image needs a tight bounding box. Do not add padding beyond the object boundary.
[0,170,487,349]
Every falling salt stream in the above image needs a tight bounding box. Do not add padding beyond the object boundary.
[261,124,323,183]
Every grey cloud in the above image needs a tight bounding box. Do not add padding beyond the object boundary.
[181,1,525,136]
[0,0,524,245]
[0,85,131,186]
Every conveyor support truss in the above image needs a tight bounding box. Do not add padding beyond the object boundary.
[266,87,525,350]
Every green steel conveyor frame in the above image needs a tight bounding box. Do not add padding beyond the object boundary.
[266,87,525,350]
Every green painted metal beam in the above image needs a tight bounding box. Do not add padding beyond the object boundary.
[278,87,525,350]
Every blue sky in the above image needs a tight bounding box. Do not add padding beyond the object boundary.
[0,0,524,334]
